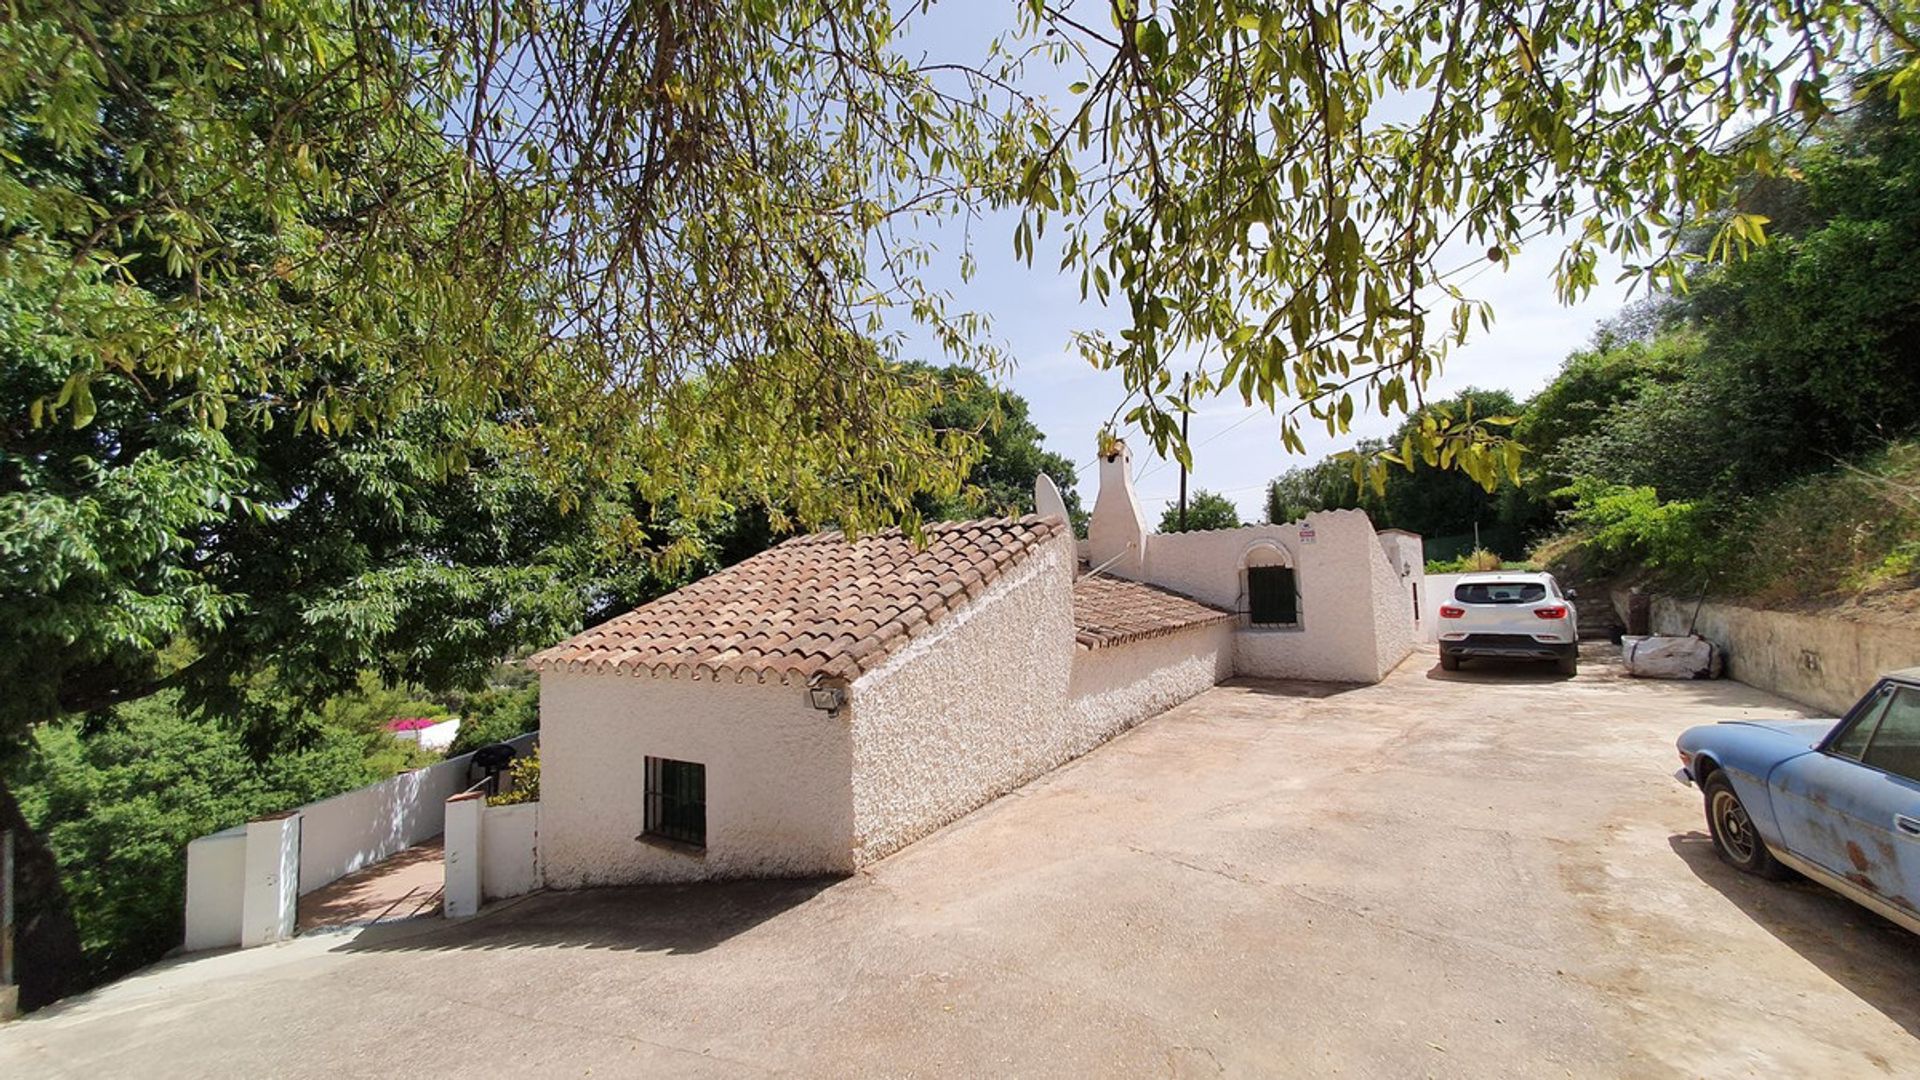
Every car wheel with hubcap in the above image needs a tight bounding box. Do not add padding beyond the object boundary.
[1703,771,1791,879]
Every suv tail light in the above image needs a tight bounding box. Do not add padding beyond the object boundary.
[1533,605,1569,619]
[1438,605,1465,619]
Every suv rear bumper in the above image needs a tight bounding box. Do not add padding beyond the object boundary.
[1440,634,1577,661]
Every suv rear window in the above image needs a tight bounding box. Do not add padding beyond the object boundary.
[1455,581,1547,604]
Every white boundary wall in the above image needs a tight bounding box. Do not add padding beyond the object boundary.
[295,731,535,895]
[444,798,543,917]
[182,732,535,950]
[183,826,248,951]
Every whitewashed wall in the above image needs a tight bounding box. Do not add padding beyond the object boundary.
[846,534,1078,865]
[481,801,541,900]
[294,731,535,896]
[1367,529,1419,679]
[1377,530,1429,638]
[538,669,855,886]
[183,825,247,951]
[1068,620,1234,746]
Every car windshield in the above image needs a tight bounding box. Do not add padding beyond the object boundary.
[1455,581,1547,605]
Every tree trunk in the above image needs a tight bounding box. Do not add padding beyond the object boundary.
[0,774,86,1010]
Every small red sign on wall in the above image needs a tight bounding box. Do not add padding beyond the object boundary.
[1298,526,1316,544]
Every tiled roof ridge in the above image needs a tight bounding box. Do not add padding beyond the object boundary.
[1072,574,1236,650]
[532,514,1067,685]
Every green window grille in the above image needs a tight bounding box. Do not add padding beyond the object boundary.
[644,757,707,848]
[1248,566,1299,626]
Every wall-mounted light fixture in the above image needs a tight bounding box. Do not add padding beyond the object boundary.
[808,685,846,713]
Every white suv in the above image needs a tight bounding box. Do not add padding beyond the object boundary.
[1436,572,1580,675]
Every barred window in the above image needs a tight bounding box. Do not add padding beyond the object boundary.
[1248,565,1299,626]
[644,757,706,849]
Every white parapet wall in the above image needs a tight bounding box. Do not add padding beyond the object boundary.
[183,825,248,952]
[239,813,301,948]
[443,793,484,919]
[443,796,543,918]
[181,731,537,951]
[482,802,541,902]
[295,731,536,897]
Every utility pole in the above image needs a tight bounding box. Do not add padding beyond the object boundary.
[1177,373,1190,530]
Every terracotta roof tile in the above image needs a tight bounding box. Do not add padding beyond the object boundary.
[1072,575,1235,650]
[532,515,1066,684]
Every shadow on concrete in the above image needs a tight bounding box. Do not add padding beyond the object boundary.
[1668,830,1920,1040]
[1423,656,1575,684]
[334,876,839,958]
[1218,676,1365,700]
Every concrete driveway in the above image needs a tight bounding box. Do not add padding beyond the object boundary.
[7,645,1919,1078]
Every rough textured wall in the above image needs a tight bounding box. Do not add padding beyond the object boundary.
[1068,621,1234,745]
[1648,597,1920,716]
[1143,510,1393,683]
[846,535,1078,864]
[1366,527,1419,680]
[1377,531,1429,638]
[539,670,855,886]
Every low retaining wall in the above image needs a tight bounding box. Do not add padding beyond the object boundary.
[1645,595,1920,715]
[296,731,536,896]
[183,731,537,951]
[444,797,542,918]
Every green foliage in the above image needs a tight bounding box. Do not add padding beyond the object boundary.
[1528,94,1920,593]
[1009,0,1917,474]
[1159,490,1242,532]
[488,749,541,808]
[448,684,541,758]
[1718,441,1920,602]
[1553,482,1719,580]
[0,0,999,550]
[1265,389,1550,559]
[910,364,1086,533]
[1425,549,1520,574]
[7,693,387,982]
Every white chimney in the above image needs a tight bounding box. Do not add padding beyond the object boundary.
[1087,439,1148,579]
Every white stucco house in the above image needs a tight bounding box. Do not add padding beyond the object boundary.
[525,441,1423,888]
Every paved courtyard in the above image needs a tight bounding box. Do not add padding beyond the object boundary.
[6,645,1919,1077]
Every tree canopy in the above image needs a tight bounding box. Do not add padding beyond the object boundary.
[1159,488,1243,532]
[7,0,1916,523]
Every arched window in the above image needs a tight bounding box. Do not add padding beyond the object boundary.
[1241,542,1300,628]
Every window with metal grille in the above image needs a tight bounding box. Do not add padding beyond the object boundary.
[1247,565,1299,626]
[644,757,706,848]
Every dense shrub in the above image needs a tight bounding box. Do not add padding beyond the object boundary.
[446,683,540,756]
[7,694,385,981]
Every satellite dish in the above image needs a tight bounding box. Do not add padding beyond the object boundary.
[1033,473,1070,524]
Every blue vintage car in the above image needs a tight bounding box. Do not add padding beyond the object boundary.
[1675,669,1920,934]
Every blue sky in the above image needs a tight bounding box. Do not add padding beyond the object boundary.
[891,5,1638,522]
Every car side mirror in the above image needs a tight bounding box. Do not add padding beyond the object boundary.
[1565,588,1579,599]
